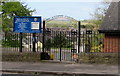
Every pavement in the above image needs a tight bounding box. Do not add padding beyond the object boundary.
[1,61,120,76]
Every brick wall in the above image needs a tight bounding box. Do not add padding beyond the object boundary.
[103,35,120,52]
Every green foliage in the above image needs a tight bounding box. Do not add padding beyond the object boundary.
[88,0,110,29]
[0,5,2,12]
[2,33,20,47]
[81,19,102,30]
[1,1,35,47]
[1,1,35,33]
[45,39,52,50]
[2,39,20,47]
[46,20,77,28]
[52,34,71,48]
[91,0,110,21]
[89,33,104,52]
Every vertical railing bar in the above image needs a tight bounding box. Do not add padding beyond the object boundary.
[58,31,60,60]
[86,30,88,53]
[12,33,13,52]
[55,30,57,60]
[63,31,65,61]
[13,33,15,52]
[10,33,12,52]
[54,30,55,60]
[65,31,66,61]
[27,33,28,52]
[100,33,102,52]
[68,31,71,61]
[93,31,95,52]
[13,33,14,52]
[25,33,26,52]
[15,33,17,52]
[60,31,62,61]
[10,33,11,52]
[54,30,56,60]
[29,33,31,52]
[78,21,81,53]
[17,33,18,52]
[15,33,16,52]
[18,33,19,52]
[36,34,37,52]
[28,33,31,52]
[54,30,57,59]
[19,32,22,52]
[98,31,100,53]
[65,31,67,61]
[26,33,27,52]
[42,21,45,53]
[90,31,91,53]
[50,30,52,59]
[97,31,99,53]
[39,33,40,52]
[38,33,39,52]
[68,30,71,61]
[16,33,18,52]
[55,31,57,60]
[70,30,72,61]
[83,31,85,52]
[32,33,36,52]
[82,31,83,52]
[52,30,54,60]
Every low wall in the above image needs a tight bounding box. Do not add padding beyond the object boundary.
[2,52,119,65]
[2,52,41,62]
[78,53,119,65]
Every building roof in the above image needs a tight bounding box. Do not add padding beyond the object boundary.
[99,2,120,33]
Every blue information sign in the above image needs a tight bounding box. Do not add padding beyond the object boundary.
[13,16,42,33]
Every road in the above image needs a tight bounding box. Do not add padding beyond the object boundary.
[1,73,119,76]
[2,74,52,76]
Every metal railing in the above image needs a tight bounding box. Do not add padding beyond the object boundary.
[2,29,119,61]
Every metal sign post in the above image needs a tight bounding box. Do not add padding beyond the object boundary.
[19,32,22,52]
[32,33,36,52]
[42,21,45,53]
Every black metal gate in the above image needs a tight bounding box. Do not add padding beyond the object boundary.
[44,29,79,61]
[43,21,81,61]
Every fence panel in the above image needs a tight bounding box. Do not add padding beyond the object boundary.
[2,30,119,56]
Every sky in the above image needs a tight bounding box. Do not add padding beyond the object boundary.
[25,0,103,20]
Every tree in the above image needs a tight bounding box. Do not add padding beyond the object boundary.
[92,0,111,20]
[1,1,35,33]
[52,34,69,48]
[1,1,35,47]
[90,0,111,29]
